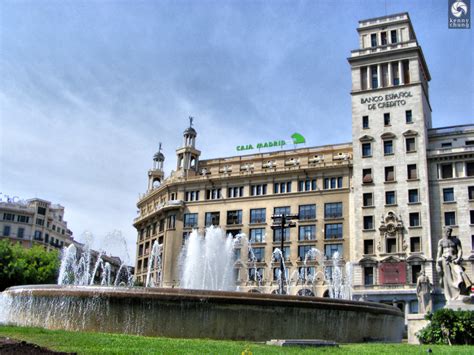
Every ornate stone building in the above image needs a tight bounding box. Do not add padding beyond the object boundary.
[134,13,473,318]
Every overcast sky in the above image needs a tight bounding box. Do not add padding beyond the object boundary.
[1,0,472,264]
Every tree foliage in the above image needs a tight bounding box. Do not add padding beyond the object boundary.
[417,308,474,345]
[0,240,60,291]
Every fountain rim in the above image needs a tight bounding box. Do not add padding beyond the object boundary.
[3,285,403,318]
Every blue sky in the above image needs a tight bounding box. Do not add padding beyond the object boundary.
[1,0,472,263]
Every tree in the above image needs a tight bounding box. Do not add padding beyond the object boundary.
[0,240,60,291]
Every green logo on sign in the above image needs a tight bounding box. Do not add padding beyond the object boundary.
[236,132,306,152]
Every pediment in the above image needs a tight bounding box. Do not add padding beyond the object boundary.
[359,256,378,265]
[381,132,396,140]
[359,135,375,142]
[403,130,419,137]
[381,255,401,263]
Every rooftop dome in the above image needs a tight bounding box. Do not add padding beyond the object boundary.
[183,126,197,136]
[153,151,165,162]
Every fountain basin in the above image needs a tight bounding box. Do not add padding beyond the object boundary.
[1,285,404,342]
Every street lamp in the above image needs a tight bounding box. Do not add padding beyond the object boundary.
[271,213,299,295]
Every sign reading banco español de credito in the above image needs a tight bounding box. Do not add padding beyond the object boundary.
[236,133,306,152]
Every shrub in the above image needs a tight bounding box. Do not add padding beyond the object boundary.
[417,308,474,345]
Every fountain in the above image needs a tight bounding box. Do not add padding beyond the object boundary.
[0,227,404,342]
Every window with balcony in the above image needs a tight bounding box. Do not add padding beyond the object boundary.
[299,204,316,220]
[363,192,373,207]
[407,164,417,180]
[385,166,395,182]
[249,228,265,243]
[443,188,455,202]
[325,223,343,239]
[363,216,374,230]
[227,186,244,198]
[409,212,420,227]
[364,239,374,254]
[363,168,373,184]
[251,184,267,196]
[362,143,372,157]
[410,237,421,252]
[249,247,265,262]
[227,210,242,225]
[444,212,456,226]
[324,202,343,219]
[408,189,419,203]
[205,212,220,226]
[441,164,453,179]
[298,225,316,241]
[384,140,393,155]
[250,208,266,224]
[385,191,396,205]
[362,115,369,129]
[405,110,413,123]
[324,243,343,259]
[274,182,292,194]
[406,137,416,152]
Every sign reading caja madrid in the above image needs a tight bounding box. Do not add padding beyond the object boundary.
[361,90,412,111]
[236,132,306,152]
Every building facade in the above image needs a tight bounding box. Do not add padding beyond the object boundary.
[0,197,74,251]
[134,13,474,317]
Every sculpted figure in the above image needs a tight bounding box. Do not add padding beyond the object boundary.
[436,226,472,302]
[416,271,432,313]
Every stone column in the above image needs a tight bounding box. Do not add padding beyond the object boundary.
[399,61,404,85]
[377,64,382,88]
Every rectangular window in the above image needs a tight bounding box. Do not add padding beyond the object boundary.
[384,113,391,126]
[364,240,374,254]
[406,137,416,152]
[409,212,420,227]
[45,233,49,243]
[17,215,29,223]
[466,140,474,146]
[441,142,452,148]
[403,60,410,84]
[299,204,316,220]
[17,227,24,238]
[273,228,290,242]
[371,65,378,89]
[386,238,397,253]
[227,210,242,225]
[274,182,292,194]
[185,190,200,201]
[248,247,265,262]
[405,110,413,123]
[410,237,421,252]
[205,212,220,226]
[324,223,343,239]
[3,213,14,221]
[385,166,395,182]
[467,162,474,176]
[390,30,397,43]
[324,243,343,259]
[362,143,372,157]
[167,215,176,229]
[34,230,42,240]
[37,207,46,215]
[363,168,373,184]
[274,206,291,216]
[206,188,221,200]
[407,164,417,180]
[248,268,264,282]
[324,203,343,219]
[443,188,455,202]
[385,191,396,205]
[298,245,316,259]
[299,225,316,241]
[298,179,317,192]
[227,186,244,198]
[362,116,369,129]
[250,208,266,224]
[441,164,453,179]
[361,67,368,90]
[363,216,374,230]
[3,225,11,236]
[371,33,377,47]
[364,267,374,285]
[249,228,265,243]
[408,189,419,203]
[384,140,393,155]
[363,193,373,207]
[444,212,456,226]
[273,246,291,261]
[381,63,389,87]
[469,186,474,200]
[183,213,198,228]
[392,62,400,85]
[381,31,387,45]
[36,218,44,226]
[251,184,267,196]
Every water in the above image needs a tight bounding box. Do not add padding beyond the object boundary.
[145,241,163,287]
[327,251,353,299]
[179,226,236,291]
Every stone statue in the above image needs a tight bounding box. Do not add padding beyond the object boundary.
[436,226,472,302]
[416,271,432,313]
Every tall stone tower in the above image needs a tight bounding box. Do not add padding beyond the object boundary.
[348,13,434,314]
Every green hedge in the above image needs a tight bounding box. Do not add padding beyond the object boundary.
[417,308,474,345]
[0,240,60,291]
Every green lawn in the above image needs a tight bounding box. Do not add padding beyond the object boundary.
[0,325,472,354]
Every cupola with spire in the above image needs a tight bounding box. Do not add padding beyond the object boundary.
[148,142,165,190]
[176,116,201,177]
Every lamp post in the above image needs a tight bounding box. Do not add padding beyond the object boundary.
[271,213,299,295]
